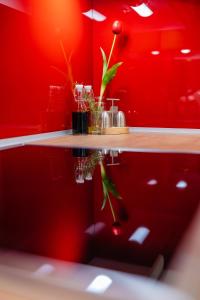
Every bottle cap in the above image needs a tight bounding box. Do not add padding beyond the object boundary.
[84,85,92,91]
[75,84,84,91]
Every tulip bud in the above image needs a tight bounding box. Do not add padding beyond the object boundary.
[112,20,122,35]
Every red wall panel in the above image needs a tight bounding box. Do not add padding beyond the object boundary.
[0,0,93,138]
[92,0,200,128]
[2,0,200,139]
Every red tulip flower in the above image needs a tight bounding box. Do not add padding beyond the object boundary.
[99,20,123,104]
[112,20,122,35]
[107,20,123,67]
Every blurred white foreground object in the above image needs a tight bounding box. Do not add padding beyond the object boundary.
[0,250,193,300]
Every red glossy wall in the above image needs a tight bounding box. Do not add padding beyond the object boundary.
[2,0,200,140]
[0,0,92,138]
[92,0,200,128]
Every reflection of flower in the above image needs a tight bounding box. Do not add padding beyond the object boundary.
[74,149,127,233]
[51,39,75,95]
[100,161,122,223]
[112,221,122,236]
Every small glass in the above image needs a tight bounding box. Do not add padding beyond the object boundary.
[88,98,104,134]
[101,111,111,128]
[106,98,120,126]
[116,111,126,127]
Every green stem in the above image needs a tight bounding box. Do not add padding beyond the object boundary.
[107,193,116,222]
[107,35,117,68]
[100,162,116,221]
[99,35,117,105]
[100,161,106,177]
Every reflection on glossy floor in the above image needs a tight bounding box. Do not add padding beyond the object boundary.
[1,146,200,274]
[1,145,200,299]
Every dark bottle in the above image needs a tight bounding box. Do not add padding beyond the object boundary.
[72,111,89,134]
[72,84,89,134]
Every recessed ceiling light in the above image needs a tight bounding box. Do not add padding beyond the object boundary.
[131,3,153,17]
[83,9,106,22]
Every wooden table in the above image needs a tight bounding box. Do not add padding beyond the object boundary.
[28,131,200,154]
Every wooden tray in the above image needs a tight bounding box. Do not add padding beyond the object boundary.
[101,127,129,135]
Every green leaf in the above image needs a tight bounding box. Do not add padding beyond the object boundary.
[100,162,122,210]
[103,62,123,86]
[100,162,106,177]
[100,61,123,98]
[107,179,122,199]
[102,173,122,199]
[101,182,108,210]
[100,47,108,79]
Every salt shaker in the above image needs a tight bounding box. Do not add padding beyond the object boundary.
[116,111,126,127]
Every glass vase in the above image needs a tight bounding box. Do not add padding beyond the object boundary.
[89,100,104,134]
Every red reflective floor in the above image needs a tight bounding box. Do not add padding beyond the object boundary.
[0,145,200,274]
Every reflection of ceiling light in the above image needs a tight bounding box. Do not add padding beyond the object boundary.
[147,179,158,185]
[180,49,191,54]
[131,3,153,17]
[151,50,160,56]
[83,9,106,22]
[176,180,188,189]
[129,227,150,244]
[0,0,29,13]
[86,275,112,294]
[85,222,105,235]
[34,264,55,276]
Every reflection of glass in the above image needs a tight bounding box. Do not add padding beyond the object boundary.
[73,148,89,183]
[73,149,103,182]
[75,157,86,183]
